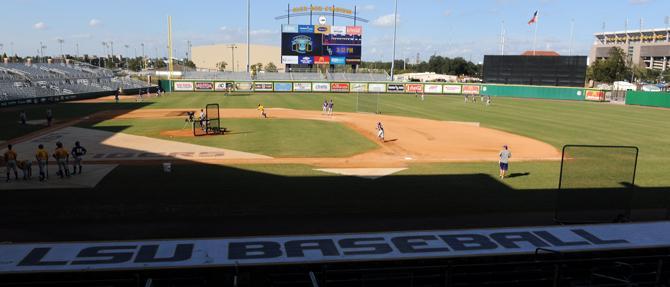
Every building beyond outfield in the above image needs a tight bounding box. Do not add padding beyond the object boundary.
[590,27,670,71]
[192,44,282,72]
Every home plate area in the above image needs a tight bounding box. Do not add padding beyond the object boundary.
[314,168,408,179]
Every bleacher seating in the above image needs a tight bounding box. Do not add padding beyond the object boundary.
[181,71,389,82]
[0,62,153,103]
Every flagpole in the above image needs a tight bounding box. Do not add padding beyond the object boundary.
[532,10,539,55]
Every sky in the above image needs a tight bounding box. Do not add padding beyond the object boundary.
[1,0,668,63]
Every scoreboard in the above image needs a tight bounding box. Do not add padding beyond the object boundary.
[281,24,362,65]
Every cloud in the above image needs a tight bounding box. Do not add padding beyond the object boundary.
[219,26,228,31]
[629,0,650,4]
[33,22,47,30]
[89,19,102,27]
[361,4,375,11]
[372,13,399,27]
[443,10,453,16]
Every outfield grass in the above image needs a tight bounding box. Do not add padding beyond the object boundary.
[87,117,378,157]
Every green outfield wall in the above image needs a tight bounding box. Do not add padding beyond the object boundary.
[481,84,585,101]
[625,91,670,108]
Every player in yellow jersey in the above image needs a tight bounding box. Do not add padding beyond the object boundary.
[35,144,49,181]
[52,142,70,178]
[257,104,267,118]
[4,144,19,182]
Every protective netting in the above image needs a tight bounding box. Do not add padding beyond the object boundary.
[555,145,638,223]
[356,93,380,114]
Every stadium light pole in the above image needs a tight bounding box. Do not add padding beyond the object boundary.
[390,0,398,81]
[57,38,64,61]
[246,0,251,74]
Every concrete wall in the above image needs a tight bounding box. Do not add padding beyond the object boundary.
[192,44,282,72]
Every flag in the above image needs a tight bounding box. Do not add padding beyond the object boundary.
[528,10,538,25]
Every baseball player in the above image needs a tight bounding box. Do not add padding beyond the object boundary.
[46,108,53,127]
[52,142,70,178]
[71,141,87,174]
[4,144,19,182]
[19,111,27,125]
[421,92,425,101]
[328,99,334,115]
[114,88,120,103]
[322,100,328,115]
[35,144,49,181]
[257,104,267,118]
[376,121,385,142]
[17,160,32,180]
[486,95,492,106]
[499,145,512,179]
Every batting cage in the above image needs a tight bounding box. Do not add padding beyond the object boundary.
[356,93,381,114]
[193,103,225,136]
[554,145,639,224]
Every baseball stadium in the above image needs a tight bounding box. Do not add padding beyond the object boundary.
[1,1,670,286]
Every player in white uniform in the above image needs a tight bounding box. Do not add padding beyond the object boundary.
[376,121,385,142]
[499,145,512,179]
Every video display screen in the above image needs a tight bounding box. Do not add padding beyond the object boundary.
[281,25,362,65]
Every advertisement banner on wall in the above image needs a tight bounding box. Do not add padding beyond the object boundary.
[331,82,350,92]
[314,56,330,64]
[314,25,331,34]
[331,26,347,35]
[195,82,214,91]
[424,84,442,94]
[298,56,313,64]
[282,24,298,33]
[443,84,462,94]
[585,90,605,101]
[330,57,346,65]
[323,34,362,46]
[214,82,233,91]
[274,82,293,92]
[313,82,331,92]
[236,82,253,91]
[351,83,368,92]
[368,83,386,92]
[174,81,194,91]
[387,84,405,92]
[282,55,299,64]
[293,82,312,92]
[298,25,314,33]
[462,85,481,95]
[254,82,273,91]
[346,26,362,35]
[405,83,424,93]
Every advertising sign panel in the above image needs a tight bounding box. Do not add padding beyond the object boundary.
[253,82,273,91]
[330,57,346,65]
[235,82,253,91]
[585,90,605,101]
[298,25,314,33]
[368,83,386,92]
[174,81,194,91]
[282,56,299,64]
[282,24,298,33]
[405,83,424,93]
[346,26,362,35]
[331,82,350,92]
[331,26,346,35]
[313,25,331,34]
[298,56,313,64]
[443,84,462,94]
[323,34,362,46]
[350,83,368,92]
[324,45,361,58]
[274,82,292,92]
[194,82,213,91]
[312,82,330,92]
[214,82,233,91]
[387,84,405,92]
[462,85,481,95]
[293,82,312,91]
[314,56,330,64]
[424,84,442,94]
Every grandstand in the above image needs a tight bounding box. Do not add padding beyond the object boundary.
[0,62,154,104]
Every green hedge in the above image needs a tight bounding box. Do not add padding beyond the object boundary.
[481,84,584,101]
[626,91,670,108]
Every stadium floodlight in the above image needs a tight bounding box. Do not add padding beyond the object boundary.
[57,38,64,60]
[390,0,398,81]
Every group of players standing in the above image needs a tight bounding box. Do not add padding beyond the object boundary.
[322,99,334,116]
[3,141,87,182]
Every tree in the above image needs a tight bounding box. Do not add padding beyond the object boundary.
[253,63,263,72]
[127,57,143,72]
[184,60,196,69]
[216,61,227,71]
[587,47,631,83]
[264,62,278,72]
